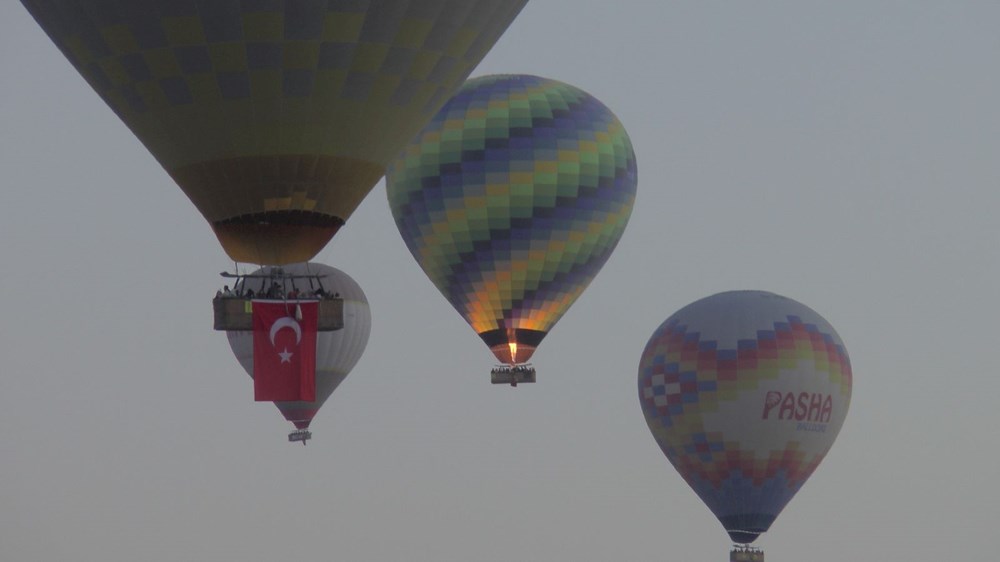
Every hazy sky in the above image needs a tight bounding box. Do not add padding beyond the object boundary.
[2,2,998,561]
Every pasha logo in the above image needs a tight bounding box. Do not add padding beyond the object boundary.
[762,391,833,425]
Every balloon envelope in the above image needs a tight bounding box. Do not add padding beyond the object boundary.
[22,0,529,264]
[638,291,852,544]
[227,262,370,430]
[386,74,637,365]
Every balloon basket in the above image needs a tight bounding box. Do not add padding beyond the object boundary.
[730,545,763,562]
[490,364,536,386]
[214,268,346,332]
[288,429,312,444]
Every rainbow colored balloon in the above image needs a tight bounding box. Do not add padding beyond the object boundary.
[638,291,852,545]
[387,74,637,368]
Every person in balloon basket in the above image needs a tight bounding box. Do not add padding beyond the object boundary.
[266,283,281,299]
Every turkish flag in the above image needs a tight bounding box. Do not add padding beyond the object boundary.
[252,301,318,402]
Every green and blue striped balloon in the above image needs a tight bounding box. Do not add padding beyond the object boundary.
[387,75,637,366]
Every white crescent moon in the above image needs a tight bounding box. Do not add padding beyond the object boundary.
[269,317,302,346]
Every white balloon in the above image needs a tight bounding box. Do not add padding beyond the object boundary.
[227,262,371,430]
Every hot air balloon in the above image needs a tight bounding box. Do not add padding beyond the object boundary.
[21,0,529,265]
[637,291,852,559]
[224,262,370,443]
[386,74,637,384]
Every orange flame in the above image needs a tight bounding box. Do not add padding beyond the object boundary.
[508,342,518,364]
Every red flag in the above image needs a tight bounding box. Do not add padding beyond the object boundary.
[252,301,318,402]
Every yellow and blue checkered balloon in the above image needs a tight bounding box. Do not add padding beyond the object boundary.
[387,75,637,365]
[22,0,528,265]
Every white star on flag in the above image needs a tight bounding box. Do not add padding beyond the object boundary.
[278,348,293,363]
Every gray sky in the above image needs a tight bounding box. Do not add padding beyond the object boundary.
[2,2,997,560]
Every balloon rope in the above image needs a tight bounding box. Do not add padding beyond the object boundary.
[304,262,316,291]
